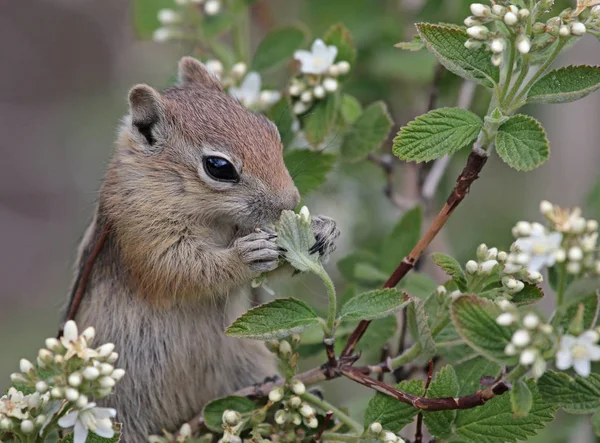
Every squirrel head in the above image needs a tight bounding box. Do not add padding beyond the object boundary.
[112,57,300,231]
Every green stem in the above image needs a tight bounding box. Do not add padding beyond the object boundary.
[506,364,528,382]
[556,263,568,307]
[317,266,337,338]
[502,55,530,109]
[321,432,361,442]
[499,39,516,103]
[390,316,450,370]
[301,392,363,435]
[511,39,567,107]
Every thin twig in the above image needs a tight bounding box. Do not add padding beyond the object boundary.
[314,411,334,442]
[414,361,434,443]
[341,151,488,358]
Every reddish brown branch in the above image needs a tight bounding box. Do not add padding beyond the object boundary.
[314,411,334,442]
[58,222,111,337]
[415,361,435,443]
[341,151,488,358]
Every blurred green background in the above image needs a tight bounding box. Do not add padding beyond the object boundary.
[1,0,600,441]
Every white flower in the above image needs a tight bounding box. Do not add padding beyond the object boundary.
[556,332,600,376]
[300,90,313,103]
[0,388,30,420]
[61,321,97,361]
[294,39,338,75]
[230,72,262,108]
[58,403,117,443]
[513,225,563,272]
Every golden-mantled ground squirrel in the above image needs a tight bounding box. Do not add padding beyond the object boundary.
[65,57,339,442]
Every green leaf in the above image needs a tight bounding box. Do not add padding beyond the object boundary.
[511,380,533,418]
[451,295,518,365]
[340,94,363,125]
[511,284,544,305]
[226,298,321,339]
[284,149,336,196]
[276,209,320,273]
[454,381,556,443]
[340,102,393,162]
[337,250,383,283]
[267,99,295,148]
[363,379,424,432]
[339,289,408,321]
[301,93,339,146]
[393,108,482,163]
[399,272,438,300]
[59,424,122,443]
[431,253,467,291]
[324,23,356,65]
[203,396,256,432]
[454,356,501,396]
[527,66,600,104]
[407,297,436,358]
[587,177,600,220]
[495,114,550,172]
[554,279,600,330]
[132,0,171,38]
[423,366,460,439]
[380,206,422,273]
[252,26,307,72]
[538,371,600,414]
[416,23,500,88]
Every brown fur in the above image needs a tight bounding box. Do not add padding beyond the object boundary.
[67,57,301,442]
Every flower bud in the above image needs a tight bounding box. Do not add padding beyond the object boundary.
[464,15,481,27]
[436,285,447,295]
[36,381,49,393]
[512,329,531,347]
[496,313,515,326]
[491,54,502,67]
[533,22,546,34]
[305,417,318,428]
[274,409,288,425]
[65,387,80,402]
[158,9,180,25]
[497,251,508,262]
[279,340,292,357]
[586,220,598,233]
[476,243,488,260]
[288,396,302,408]
[554,248,567,263]
[82,327,95,343]
[300,90,313,103]
[517,35,531,54]
[99,363,114,376]
[492,5,505,15]
[20,358,34,374]
[299,403,315,418]
[518,9,529,19]
[288,83,304,96]
[76,395,89,409]
[268,387,284,402]
[205,60,224,77]
[63,320,78,341]
[99,376,116,388]
[523,313,540,329]
[204,0,221,16]
[323,78,338,92]
[299,206,310,223]
[313,85,326,99]
[465,260,478,274]
[520,348,537,365]
[0,418,12,430]
[231,62,247,79]
[504,12,518,26]
[96,387,113,398]
[479,260,498,274]
[223,410,242,426]
[83,366,100,380]
[54,354,64,365]
[21,420,35,434]
[567,261,582,274]
[571,22,586,36]
[45,338,60,351]
[512,280,525,294]
[107,352,119,363]
[470,3,489,17]
[51,387,63,399]
[568,247,583,262]
[497,299,512,311]
[467,25,489,40]
[382,431,399,443]
[97,343,115,358]
[337,61,351,75]
[35,415,47,427]
[111,368,126,381]
[327,64,341,77]
[293,101,309,115]
[539,200,553,215]
[559,26,570,37]
[526,271,543,284]
[464,39,483,50]
[10,373,26,383]
[180,423,192,438]
[68,373,82,387]
[491,39,505,54]
[369,422,383,434]
[504,343,517,356]
[507,5,518,14]
[515,221,532,236]
[291,379,306,395]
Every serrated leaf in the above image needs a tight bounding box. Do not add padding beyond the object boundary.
[511,380,533,418]
[431,253,467,291]
[495,114,550,172]
[423,366,460,439]
[277,210,321,273]
[203,396,256,432]
[301,93,339,146]
[380,206,422,273]
[538,371,600,414]
[324,23,356,65]
[284,149,336,196]
[363,379,424,432]
[554,279,600,330]
[511,284,544,305]
[407,297,436,358]
[416,23,500,88]
[226,298,321,339]
[451,295,518,365]
[454,356,501,396]
[340,94,363,125]
[341,102,393,162]
[393,108,482,163]
[339,289,408,321]
[527,66,600,104]
[59,424,122,443]
[252,25,307,72]
[454,381,556,443]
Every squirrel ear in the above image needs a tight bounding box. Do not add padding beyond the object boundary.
[177,56,223,90]
[128,84,164,148]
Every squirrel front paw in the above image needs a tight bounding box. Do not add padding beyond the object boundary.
[310,215,340,260]
[235,230,280,273]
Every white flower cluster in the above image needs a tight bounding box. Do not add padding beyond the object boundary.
[268,380,319,430]
[1,321,123,442]
[218,409,244,443]
[367,422,406,443]
[204,60,281,112]
[496,301,554,378]
[153,0,222,43]
[463,2,594,67]
[289,39,350,115]
[556,330,600,377]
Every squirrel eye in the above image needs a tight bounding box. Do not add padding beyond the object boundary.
[203,156,240,183]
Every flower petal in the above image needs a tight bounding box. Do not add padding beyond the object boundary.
[74,420,89,443]
[94,418,115,438]
[573,358,591,377]
[93,407,117,419]
[514,237,533,252]
[527,255,547,272]
[587,344,600,361]
[555,350,573,370]
[58,411,79,428]
[311,39,327,54]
